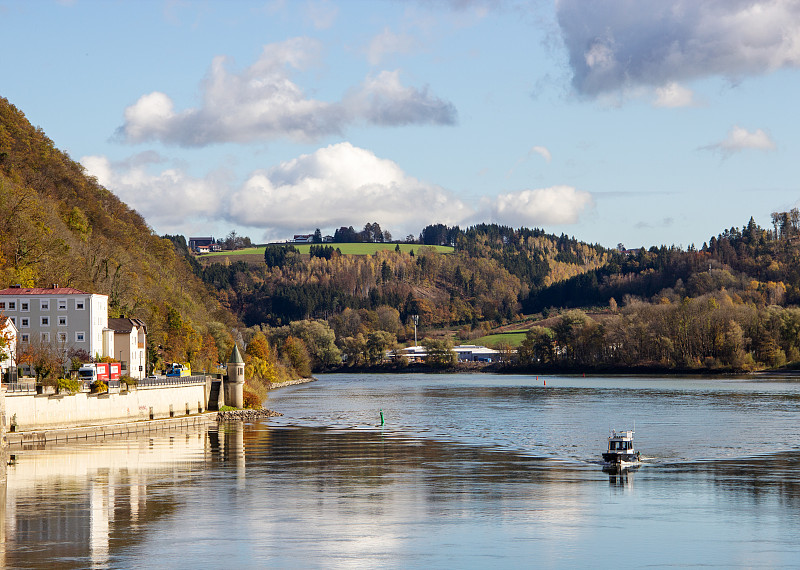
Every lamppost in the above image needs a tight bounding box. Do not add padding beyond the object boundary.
[412,315,419,347]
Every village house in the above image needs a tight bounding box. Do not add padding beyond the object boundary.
[108,318,148,380]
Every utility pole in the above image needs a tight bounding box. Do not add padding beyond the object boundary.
[412,314,419,347]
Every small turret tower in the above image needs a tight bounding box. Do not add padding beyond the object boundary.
[226,344,245,408]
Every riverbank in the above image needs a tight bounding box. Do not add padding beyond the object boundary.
[268,377,317,389]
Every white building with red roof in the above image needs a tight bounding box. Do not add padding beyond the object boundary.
[0,285,112,360]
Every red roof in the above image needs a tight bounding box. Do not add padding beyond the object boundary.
[0,287,92,295]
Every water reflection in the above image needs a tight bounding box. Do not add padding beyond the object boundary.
[2,422,800,568]
[1,424,245,569]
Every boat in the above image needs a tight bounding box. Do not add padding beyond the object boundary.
[602,429,640,467]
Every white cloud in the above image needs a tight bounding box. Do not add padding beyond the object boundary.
[366,28,418,65]
[83,144,590,239]
[705,125,776,156]
[81,154,230,231]
[482,186,594,227]
[344,70,457,126]
[117,38,456,147]
[228,142,471,231]
[557,0,800,96]
[530,145,552,163]
[654,82,696,108]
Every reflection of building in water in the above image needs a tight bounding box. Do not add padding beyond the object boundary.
[0,425,245,567]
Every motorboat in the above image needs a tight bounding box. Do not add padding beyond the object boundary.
[602,429,640,467]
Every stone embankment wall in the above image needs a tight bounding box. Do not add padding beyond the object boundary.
[6,413,217,447]
[5,383,208,431]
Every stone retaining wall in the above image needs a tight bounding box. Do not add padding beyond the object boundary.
[5,382,209,431]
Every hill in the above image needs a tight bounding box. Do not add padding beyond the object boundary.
[0,97,231,370]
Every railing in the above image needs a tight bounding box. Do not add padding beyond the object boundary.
[4,382,37,393]
[137,375,206,388]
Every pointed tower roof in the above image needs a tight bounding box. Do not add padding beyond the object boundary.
[229,344,244,364]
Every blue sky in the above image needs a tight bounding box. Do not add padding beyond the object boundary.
[2,0,799,249]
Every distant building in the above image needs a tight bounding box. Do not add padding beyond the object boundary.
[397,344,500,363]
[292,234,314,243]
[452,345,500,363]
[108,318,148,379]
[188,237,214,251]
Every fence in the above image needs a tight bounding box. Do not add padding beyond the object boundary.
[137,375,207,388]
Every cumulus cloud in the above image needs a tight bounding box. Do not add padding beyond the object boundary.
[557,0,800,96]
[83,144,591,237]
[117,38,456,147]
[654,82,696,108]
[228,142,471,231]
[81,154,231,230]
[481,185,594,227]
[344,70,457,126]
[704,125,776,156]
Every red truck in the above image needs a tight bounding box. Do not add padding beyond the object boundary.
[78,362,121,383]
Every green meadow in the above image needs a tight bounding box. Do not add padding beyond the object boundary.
[201,243,454,257]
[470,331,528,348]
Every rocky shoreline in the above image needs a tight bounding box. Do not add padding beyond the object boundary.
[267,377,316,389]
[216,409,283,421]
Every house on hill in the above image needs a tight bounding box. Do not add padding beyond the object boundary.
[188,237,214,252]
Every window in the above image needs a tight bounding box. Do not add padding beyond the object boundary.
[75,300,85,310]
[20,317,29,328]
[58,316,67,326]
[21,333,29,343]
[58,299,67,310]
[0,302,5,310]
[7,301,15,310]
[41,316,49,326]
[57,332,67,343]
[40,300,49,310]
[9,316,16,326]
[75,331,85,342]
[41,332,50,342]
[20,301,28,312]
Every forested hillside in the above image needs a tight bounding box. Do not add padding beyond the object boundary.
[0,97,229,370]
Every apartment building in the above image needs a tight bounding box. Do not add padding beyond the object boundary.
[0,286,112,359]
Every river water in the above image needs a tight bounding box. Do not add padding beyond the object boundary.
[3,373,800,568]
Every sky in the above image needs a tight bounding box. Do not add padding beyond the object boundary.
[2,0,800,249]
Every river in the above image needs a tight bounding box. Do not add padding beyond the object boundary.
[3,373,800,568]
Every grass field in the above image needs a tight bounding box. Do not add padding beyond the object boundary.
[201,243,453,257]
[470,331,528,347]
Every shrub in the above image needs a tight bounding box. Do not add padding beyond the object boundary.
[90,380,108,393]
[243,389,262,410]
[120,375,138,387]
[57,377,81,395]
